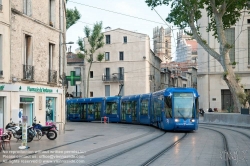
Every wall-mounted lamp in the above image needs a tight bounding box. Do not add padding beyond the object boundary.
[143,56,146,60]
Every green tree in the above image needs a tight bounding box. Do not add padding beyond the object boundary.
[146,0,250,112]
[78,22,104,97]
[66,0,81,30]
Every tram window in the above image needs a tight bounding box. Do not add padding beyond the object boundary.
[164,96,172,118]
[69,103,79,114]
[88,103,94,114]
[106,102,117,114]
[153,99,161,117]
[140,99,149,115]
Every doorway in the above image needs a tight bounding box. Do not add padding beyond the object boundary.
[19,102,34,126]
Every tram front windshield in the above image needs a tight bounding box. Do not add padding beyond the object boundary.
[173,93,194,119]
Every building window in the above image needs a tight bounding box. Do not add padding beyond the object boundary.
[106,35,110,44]
[0,0,2,12]
[46,97,56,122]
[24,34,32,66]
[49,0,55,26]
[105,68,110,80]
[90,92,93,97]
[225,28,235,63]
[49,43,55,70]
[118,67,124,80]
[105,52,110,61]
[90,71,93,78]
[48,43,56,83]
[183,84,186,87]
[0,34,2,76]
[23,0,32,16]
[75,67,81,76]
[248,27,250,65]
[105,85,110,97]
[119,52,124,61]
[123,36,127,43]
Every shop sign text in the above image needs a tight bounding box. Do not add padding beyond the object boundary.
[27,86,53,93]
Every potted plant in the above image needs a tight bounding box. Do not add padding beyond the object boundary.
[238,91,250,114]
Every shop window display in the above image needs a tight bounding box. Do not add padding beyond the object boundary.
[46,97,56,122]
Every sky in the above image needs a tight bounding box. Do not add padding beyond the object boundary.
[66,0,178,59]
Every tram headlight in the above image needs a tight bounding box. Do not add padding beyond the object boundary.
[175,119,179,122]
[191,119,195,122]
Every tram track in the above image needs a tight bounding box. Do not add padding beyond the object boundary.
[87,132,168,166]
[200,124,250,139]
[87,132,188,166]
[140,133,188,166]
[0,127,156,165]
[200,127,231,166]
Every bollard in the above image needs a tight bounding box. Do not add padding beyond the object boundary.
[104,116,107,124]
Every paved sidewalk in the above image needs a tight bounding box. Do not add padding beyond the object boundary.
[0,122,154,166]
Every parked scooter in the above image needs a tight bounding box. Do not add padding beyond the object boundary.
[32,117,58,140]
[5,118,35,142]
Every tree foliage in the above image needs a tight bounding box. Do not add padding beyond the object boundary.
[66,1,81,30]
[145,0,250,111]
[78,22,104,97]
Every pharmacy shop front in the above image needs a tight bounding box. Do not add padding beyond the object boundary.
[0,84,65,132]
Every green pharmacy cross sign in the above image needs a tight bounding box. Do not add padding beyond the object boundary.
[66,71,81,86]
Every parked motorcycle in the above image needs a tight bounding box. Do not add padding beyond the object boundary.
[32,117,58,140]
[5,119,35,142]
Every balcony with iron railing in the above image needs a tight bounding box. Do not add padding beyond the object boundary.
[102,73,124,82]
[72,92,82,98]
[48,69,57,84]
[23,64,34,81]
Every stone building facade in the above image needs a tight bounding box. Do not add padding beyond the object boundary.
[153,26,172,63]
[197,10,250,112]
[0,0,67,130]
[80,28,162,97]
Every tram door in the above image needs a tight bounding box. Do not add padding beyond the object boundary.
[80,103,87,120]
[121,102,126,122]
[94,102,101,120]
[131,101,137,122]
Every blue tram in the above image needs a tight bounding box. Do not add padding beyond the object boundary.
[66,87,199,131]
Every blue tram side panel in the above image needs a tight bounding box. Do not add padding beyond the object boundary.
[78,97,105,121]
[121,94,140,123]
[139,93,151,125]
[152,87,199,131]
[104,96,121,122]
[66,98,81,121]
[66,97,105,122]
